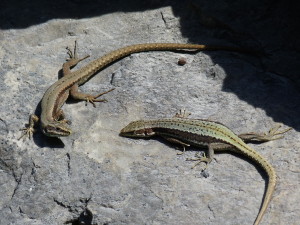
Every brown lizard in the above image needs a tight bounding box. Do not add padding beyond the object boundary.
[20,42,252,138]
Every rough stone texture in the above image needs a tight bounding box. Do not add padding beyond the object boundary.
[0,0,299,225]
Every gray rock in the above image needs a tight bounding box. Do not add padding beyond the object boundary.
[0,1,299,224]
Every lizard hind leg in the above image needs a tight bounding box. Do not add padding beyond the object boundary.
[82,88,115,107]
[253,124,292,141]
[237,124,292,142]
[70,86,115,107]
[186,144,214,170]
[63,41,90,74]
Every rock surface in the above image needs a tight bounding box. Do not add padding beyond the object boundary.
[0,0,299,224]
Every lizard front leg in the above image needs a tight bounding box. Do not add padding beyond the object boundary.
[19,114,39,140]
[64,41,115,107]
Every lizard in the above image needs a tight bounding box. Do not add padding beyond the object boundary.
[20,42,255,138]
[119,109,292,225]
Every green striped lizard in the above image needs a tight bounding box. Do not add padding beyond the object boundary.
[120,109,291,225]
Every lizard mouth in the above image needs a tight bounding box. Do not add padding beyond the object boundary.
[42,124,72,137]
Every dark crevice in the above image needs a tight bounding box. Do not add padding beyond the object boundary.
[160,11,167,26]
[54,197,94,225]
[31,160,40,183]
[66,152,71,176]
[53,199,73,211]
[11,173,22,199]
[64,208,94,225]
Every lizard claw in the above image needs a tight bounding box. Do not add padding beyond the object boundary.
[19,126,35,140]
[18,114,39,140]
[66,41,90,63]
[186,152,212,170]
[85,96,107,107]
[174,109,191,118]
[84,88,115,107]
[258,125,292,141]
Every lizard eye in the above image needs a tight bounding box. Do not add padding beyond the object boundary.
[145,128,155,136]
[134,128,154,136]
[134,130,146,136]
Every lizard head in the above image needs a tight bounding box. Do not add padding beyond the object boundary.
[42,122,72,137]
[120,120,155,138]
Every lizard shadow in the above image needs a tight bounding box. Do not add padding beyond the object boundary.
[151,136,271,179]
[144,135,270,212]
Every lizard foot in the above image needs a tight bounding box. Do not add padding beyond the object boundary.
[19,127,36,140]
[19,114,39,140]
[186,152,212,170]
[262,124,292,141]
[174,109,191,118]
[66,41,90,65]
[85,88,115,107]
[249,124,292,142]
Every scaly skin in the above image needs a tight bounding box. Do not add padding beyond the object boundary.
[120,116,291,225]
[21,42,250,138]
